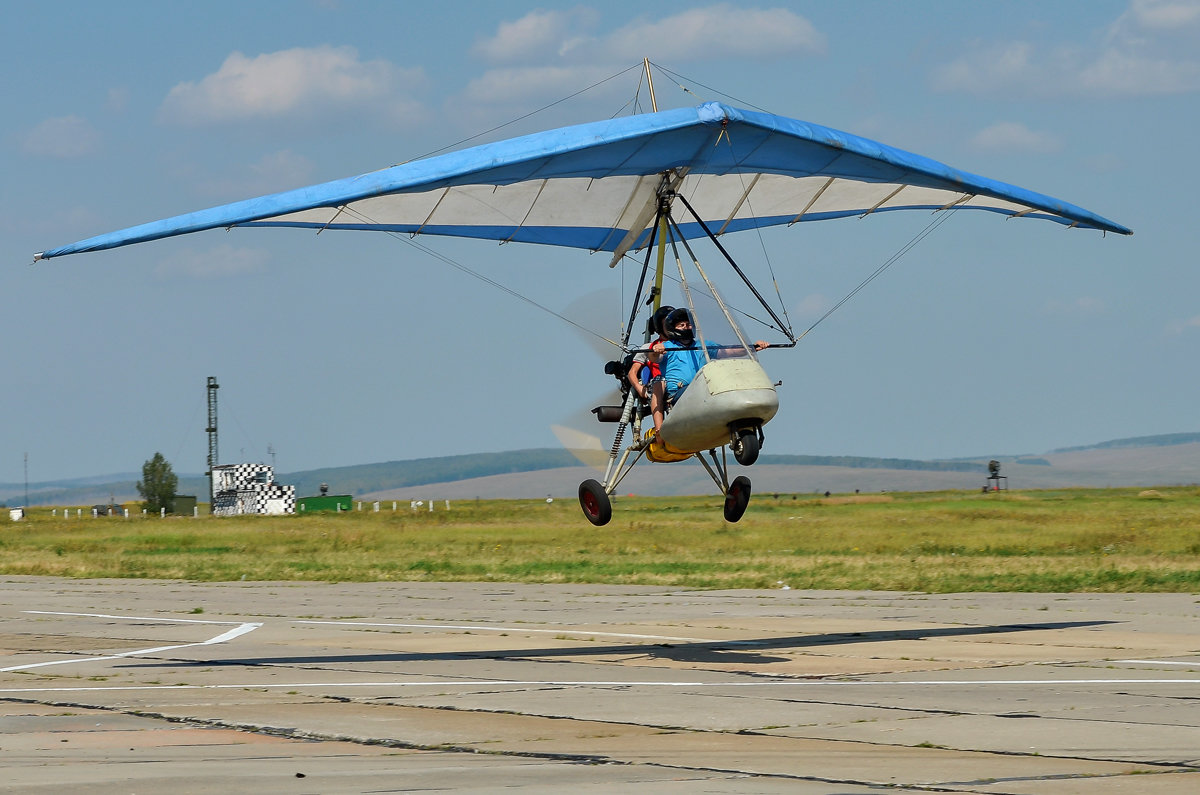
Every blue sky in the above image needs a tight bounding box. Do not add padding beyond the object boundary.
[3,0,1198,483]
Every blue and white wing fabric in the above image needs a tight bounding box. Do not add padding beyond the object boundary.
[36,102,1130,263]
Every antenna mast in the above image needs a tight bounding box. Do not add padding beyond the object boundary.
[206,376,219,504]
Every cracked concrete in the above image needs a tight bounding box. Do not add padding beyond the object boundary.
[2,578,1199,793]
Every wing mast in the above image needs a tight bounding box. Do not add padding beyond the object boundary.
[644,58,666,323]
[643,58,658,113]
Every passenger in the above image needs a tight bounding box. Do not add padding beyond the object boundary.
[626,305,674,402]
[650,308,768,432]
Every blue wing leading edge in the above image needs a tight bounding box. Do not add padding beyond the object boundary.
[35,102,1131,263]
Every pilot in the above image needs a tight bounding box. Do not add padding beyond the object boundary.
[650,308,767,432]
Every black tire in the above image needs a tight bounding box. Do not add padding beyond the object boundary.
[723,475,752,523]
[732,429,760,466]
[578,479,612,526]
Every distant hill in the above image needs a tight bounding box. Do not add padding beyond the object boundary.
[4,434,1199,506]
[362,442,1200,500]
[1052,432,1200,453]
[0,474,210,509]
[758,454,980,473]
[284,449,579,498]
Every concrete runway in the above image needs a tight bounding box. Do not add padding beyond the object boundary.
[2,577,1199,793]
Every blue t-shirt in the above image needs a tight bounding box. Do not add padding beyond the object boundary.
[661,341,711,399]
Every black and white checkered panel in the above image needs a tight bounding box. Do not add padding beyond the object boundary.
[212,463,275,492]
[211,464,296,516]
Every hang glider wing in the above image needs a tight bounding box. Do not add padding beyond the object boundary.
[35,102,1130,264]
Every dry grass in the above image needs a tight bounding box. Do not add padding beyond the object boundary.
[3,487,1199,591]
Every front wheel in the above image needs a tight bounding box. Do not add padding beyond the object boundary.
[578,479,612,526]
[732,429,760,466]
[723,475,752,523]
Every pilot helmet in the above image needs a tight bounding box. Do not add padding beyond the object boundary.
[664,307,694,344]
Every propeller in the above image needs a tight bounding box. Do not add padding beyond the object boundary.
[561,288,627,361]
[550,288,643,470]
[551,413,611,470]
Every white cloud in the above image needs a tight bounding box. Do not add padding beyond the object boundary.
[1167,315,1200,334]
[154,243,270,279]
[21,115,101,158]
[934,42,1040,93]
[159,45,427,125]
[466,5,824,104]
[475,5,822,65]
[969,122,1061,154]
[474,9,596,63]
[604,5,825,62]
[935,1,1200,97]
[1078,46,1200,94]
[1109,0,1200,39]
[1091,1,1200,92]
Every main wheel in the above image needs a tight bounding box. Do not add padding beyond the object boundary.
[578,479,612,526]
[723,475,752,523]
[732,428,760,466]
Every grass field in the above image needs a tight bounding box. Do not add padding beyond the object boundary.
[3,487,1199,591]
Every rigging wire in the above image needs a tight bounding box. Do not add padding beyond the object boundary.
[622,67,646,117]
[362,61,664,353]
[391,63,644,167]
[666,213,753,354]
[370,61,765,352]
[671,191,797,342]
[336,205,623,351]
[795,209,959,341]
[348,61,953,356]
[619,248,783,337]
[710,123,796,337]
[639,60,969,342]
[648,61,773,113]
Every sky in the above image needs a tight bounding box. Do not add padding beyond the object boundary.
[3,0,1198,484]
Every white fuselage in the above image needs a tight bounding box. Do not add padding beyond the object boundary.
[658,358,779,453]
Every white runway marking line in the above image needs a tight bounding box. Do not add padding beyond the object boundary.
[3,678,1200,695]
[297,620,715,643]
[1119,659,1200,667]
[1,611,262,673]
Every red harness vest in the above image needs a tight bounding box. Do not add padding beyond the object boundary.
[645,336,665,379]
